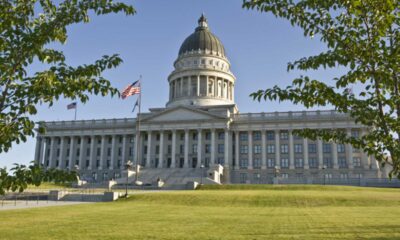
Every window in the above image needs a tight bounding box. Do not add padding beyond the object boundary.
[239,158,248,168]
[308,144,317,153]
[351,130,360,138]
[294,134,302,140]
[205,132,211,140]
[280,144,289,154]
[240,145,248,154]
[267,145,275,154]
[179,145,184,154]
[217,157,224,165]
[168,134,172,141]
[281,173,289,179]
[201,59,205,64]
[239,173,247,183]
[97,148,101,156]
[192,133,197,140]
[155,145,160,154]
[87,148,90,157]
[323,143,331,153]
[107,148,111,157]
[295,158,304,168]
[56,149,60,157]
[266,131,274,140]
[76,148,80,157]
[180,133,184,141]
[129,147,133,156]
[253,173,261,182]
[253,131,261,141]
[96,160,100,168]
[294,144,303,153]
[156,134,160,141]
[353,157,361,167]
[267,158,275,168]
[254,158,261,168]
[205,144,211,153]
[66,148,70,157]
[280,131,289,140]
[192,144,197,154]
[339,157,347,168]
[218,132,224,140]
[281,158,289,168]
[253,144,261,154]
[106,160,111,168]
[86,160,89,167]
[218,144,224,154]
[239,133,248,141]
[337,144,345,153]
[108,137,112,144]
[167,145,172,154]
[88,138,91,144]
[323,157,332,168]
[309,158,318,168]
[97,139,101,144]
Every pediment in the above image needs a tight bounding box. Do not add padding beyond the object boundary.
[142,106,225,122]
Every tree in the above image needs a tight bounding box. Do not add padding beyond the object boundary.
[0,163,77,195]
[0,0,135,153]
[243,0,400,177]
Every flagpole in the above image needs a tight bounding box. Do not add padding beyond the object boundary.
[135,75,142,183]
[74,105,77,121]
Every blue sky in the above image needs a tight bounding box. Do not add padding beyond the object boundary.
[1,0,343,169]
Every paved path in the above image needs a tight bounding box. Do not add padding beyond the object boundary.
[0,200,92,211]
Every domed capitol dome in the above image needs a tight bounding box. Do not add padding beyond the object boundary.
[178,14,226,57]
[166,14,236,108]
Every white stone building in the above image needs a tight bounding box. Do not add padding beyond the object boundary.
[34,15,380,184]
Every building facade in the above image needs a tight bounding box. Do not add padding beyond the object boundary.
[34,15,380,183]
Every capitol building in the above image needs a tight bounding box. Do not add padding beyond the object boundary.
[34,15,381,184]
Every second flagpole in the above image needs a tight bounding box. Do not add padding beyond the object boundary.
[134,75,142,183]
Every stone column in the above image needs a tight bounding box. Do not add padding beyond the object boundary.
[121,135,127,168]
[289,130,294,169]
[159,131,164,168]
[360,129,369,169]
[235,131,240,170]
[275,130,280,167]
[197,75,200,96]
[303,138,309,169]
[211,129,216,165]
[38,137,46,166]
[89,136,96,170]
[110,135,117,170]
[171,130,177,168]
[317,138,323,169]
[48,137,56,168]
[99,135,106,170]
[34,137,41,165]
[332,142,339,169]
[224,129,230,168]
[79,136,86,169]
[69,136,75,170]
[146,131,152,168]
[58,137,65,169]
[184,129,189,168]
[248,131,253,169]
[346,128,354,169]
[261,130,267,169]
[197,129,202,168]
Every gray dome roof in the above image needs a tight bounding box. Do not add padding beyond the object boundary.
[178,15,225,57]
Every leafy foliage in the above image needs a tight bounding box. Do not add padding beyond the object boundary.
[0,163,77,195]
[0,0,135,153]
[243,0,399,177]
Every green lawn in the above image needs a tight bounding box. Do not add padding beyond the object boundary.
[1,185,400,239]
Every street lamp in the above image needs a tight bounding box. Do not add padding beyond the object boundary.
[200,164,205,185]
[322,164,327,185]
[124,160,133,198]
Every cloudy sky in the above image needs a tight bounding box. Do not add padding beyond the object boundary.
[1,0,343,169]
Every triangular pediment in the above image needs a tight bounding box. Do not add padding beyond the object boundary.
[142,106,225,122]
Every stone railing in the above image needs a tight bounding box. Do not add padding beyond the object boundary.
[233,110,349,122]
[40,118,136,130]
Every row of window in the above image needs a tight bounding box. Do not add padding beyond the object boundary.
[238,157,362,169]
[239,143,348,154]
[239,130,361,141]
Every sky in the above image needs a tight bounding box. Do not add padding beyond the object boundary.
[1,0,344,169]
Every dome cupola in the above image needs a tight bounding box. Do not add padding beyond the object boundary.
[178,14,226,57]
[166,15,236,108]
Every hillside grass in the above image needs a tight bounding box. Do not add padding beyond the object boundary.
[0,185,399,239]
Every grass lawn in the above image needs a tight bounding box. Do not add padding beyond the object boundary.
[0,185,399,239]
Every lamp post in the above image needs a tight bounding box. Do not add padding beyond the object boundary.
[124,160,133,198]
[322,164,327,185]
[200,164,205,185]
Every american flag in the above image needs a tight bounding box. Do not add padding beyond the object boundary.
[121,80,140,99]
[67,102,77,110]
